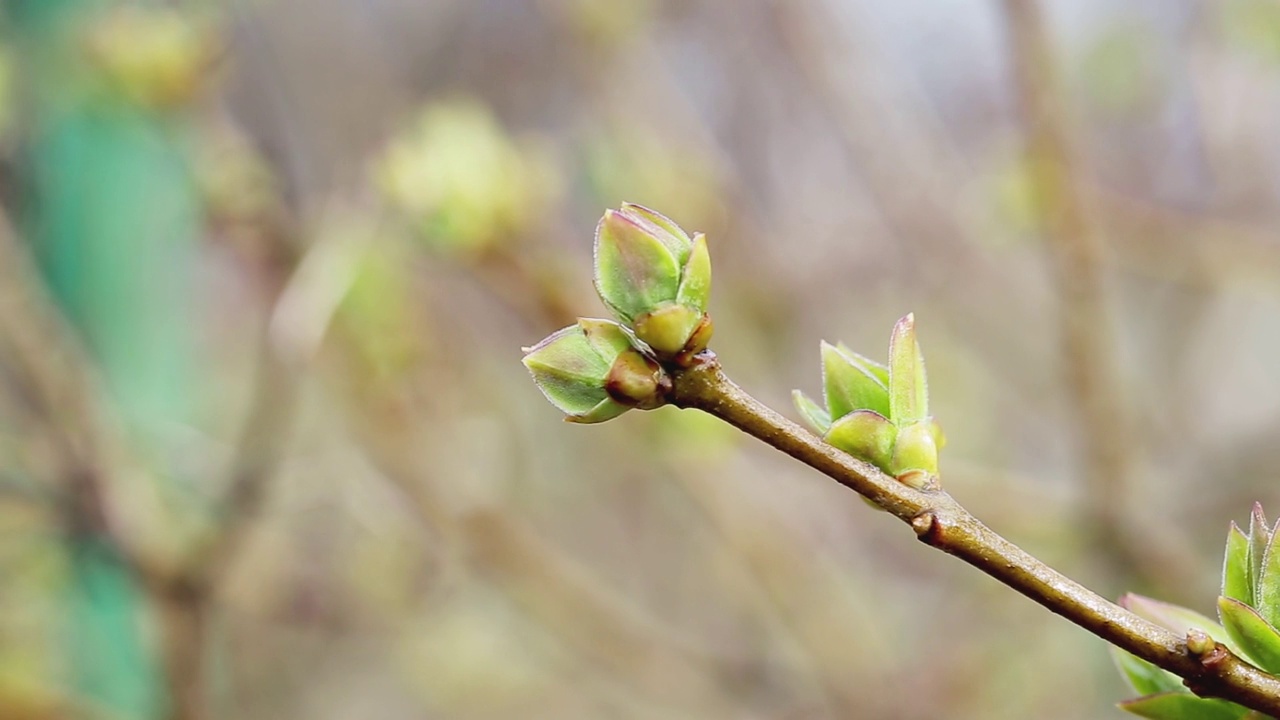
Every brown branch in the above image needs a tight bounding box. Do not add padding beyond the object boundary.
[667,355,1280,717]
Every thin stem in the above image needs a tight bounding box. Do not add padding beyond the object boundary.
[668,354,1280,717]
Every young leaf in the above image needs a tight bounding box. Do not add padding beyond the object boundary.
[822,341,890,421]
[792,390,832,435]
[1218,596,1280,675]
[1118,692,1248,720]
[1224,522,1252,605]
[888,313,928,425]
[1120,594,1226,639]
[1109,647,1183,697]
[1248,503,1272,607]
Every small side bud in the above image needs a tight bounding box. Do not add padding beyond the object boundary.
[522,319,669,424]
[1186,629,1215,656]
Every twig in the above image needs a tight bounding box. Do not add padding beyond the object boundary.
[667,354,1280,717]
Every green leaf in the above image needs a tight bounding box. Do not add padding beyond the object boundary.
[888,313,928,425]
[1224,522,1252,605]
[824,409,897,472]
[1249,503,1272,608]
[1110,648,1183,697]
[822,341,891,421]
[1218,596,1280,675]
[594,208,681,322]
[792,390,832,435]
[675,233,711,313]
[1118,692,1248,720]
[1120,594,1226,639]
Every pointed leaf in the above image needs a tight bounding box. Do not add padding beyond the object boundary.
[1118,692,1248,720]
[1249,503,1272,608]
[1224,522,1251,605]
[822,341,890,421]
[793,390,832,435]
[676,233,711,313]
[1258,518,1280,628]
[1219,597,1280,675]
[1110,648,1182,697]
[1121,594,1226,639]
[824,409,897,472]
[594,209,680,321]
[888,313,928,424]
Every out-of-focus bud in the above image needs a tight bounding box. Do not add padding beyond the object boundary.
[793,314,944,486]
[593,204,712,363]
[522,319,670,424]
[82,6,218,109]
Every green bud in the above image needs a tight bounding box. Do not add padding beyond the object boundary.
[822,341,891,421]
[1110,647,1181,697]
[593,204,712,361]
[522,319,669,424]
[799,315,945,486]
[824,410,896,473]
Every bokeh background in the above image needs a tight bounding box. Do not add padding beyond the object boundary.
[1,0,1279,718]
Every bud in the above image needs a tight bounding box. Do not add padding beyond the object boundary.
[593,204,712,362]
[793,314,944,485]
[522,319,670,423]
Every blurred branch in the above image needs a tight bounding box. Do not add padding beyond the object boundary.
[668,355,1280,717]
[0,212,173,582]
[999,0,1198,595]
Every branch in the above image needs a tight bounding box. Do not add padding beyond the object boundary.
[667,354,1280,717]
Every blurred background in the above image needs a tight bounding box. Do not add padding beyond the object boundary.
[0,0,1278,718]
